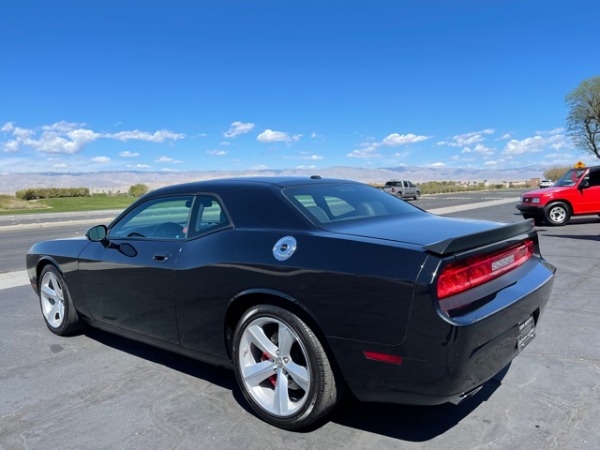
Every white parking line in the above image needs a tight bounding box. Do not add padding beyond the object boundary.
[0,270,29,289]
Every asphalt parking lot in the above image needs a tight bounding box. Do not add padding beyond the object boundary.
[1,199,599,449]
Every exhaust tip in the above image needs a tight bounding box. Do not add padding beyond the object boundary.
[450,385,484,405]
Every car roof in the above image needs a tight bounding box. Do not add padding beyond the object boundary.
[149,176,363,196]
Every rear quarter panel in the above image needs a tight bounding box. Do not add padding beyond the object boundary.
[173,229,427,359]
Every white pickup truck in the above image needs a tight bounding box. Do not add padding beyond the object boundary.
[383,180,421,200]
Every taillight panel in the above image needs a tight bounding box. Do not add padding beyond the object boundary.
[437,240,534,314]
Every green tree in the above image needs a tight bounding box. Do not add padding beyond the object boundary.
[566,75,600,158]
[543,166,570,181]
[128,183,150,197]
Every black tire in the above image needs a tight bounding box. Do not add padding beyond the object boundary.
[38,265,81,335]
[544,202,571,226]
[522,214,544,226]
[232,304,338,430]
[414,192,421,200]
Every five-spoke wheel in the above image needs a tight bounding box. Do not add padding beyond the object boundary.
[233,305,338,429]
[39,265,81,335]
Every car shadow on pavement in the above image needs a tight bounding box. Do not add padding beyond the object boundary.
[328,364,509,441]
[84,327,237,391]
[83,326,509,440]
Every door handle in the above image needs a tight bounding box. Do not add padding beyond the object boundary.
[153,252,170,262]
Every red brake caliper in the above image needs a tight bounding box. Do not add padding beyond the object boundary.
[261,352,277,387]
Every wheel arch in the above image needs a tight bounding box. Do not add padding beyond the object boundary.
[34,257,63,294]
[545,199,573,214]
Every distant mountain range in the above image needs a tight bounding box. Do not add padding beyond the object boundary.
[0,165,545,195]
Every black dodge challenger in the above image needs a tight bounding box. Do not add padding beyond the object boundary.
[26,177,555,429]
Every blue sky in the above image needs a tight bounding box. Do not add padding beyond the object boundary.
[1,0,599,174]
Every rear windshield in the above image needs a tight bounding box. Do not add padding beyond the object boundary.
[283,183,421,225]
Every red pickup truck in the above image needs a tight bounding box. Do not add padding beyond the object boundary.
[516,164,600,225]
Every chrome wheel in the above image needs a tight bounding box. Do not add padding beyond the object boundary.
[38,265,81,335]
[548,206,566,223]
[233,305,339,429]
[238,316,311,417]
[40,270,65,329]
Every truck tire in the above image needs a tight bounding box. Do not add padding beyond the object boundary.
[544,202,570,226]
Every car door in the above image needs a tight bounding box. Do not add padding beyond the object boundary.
[78,195,193,343]
[577,168,600,214]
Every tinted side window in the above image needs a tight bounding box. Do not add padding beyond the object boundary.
[188,195,230,238]
[110,196,193,239]
[587,170,600,187]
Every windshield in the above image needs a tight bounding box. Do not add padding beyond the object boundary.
[283,183,422,225]
[555,169,586,187]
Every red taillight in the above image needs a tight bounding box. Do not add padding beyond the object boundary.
[437,240,534,311]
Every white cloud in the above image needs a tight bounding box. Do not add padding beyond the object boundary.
[461,144,495,156]
[347,144,382,159]
[224,121,255,138]
[1,122,15,133]
[91,156,111,163]
[156,156,182,163]
[502,133,570,156]
[428,162,446,167]
[484,160,498,166]
[119,151,140,157]
[3,121,100,154]
[109,129,185,142]
[257,129,302,143]
[53,163,68,168]
[382,133,430,146]
[297,165,317,169]
[348,131,428,159]
[207,149,227,156]
[251,165,269,170]
[127,164,151,169]
[1,121,186,155]
[283,152,324,161]
[42,121,84,133]
[536,127,564,136]
[438,129,495,147]
[3,140,19,153]
[298,151,323,160]
[28,131,97,154]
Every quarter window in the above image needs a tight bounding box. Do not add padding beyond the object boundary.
[188,195,230,238]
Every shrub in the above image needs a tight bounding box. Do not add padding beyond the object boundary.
[128,183,150,197]
[15,187,90,200]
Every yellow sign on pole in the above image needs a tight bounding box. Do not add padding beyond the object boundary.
[574,161,586,168]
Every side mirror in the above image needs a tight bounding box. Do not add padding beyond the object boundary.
[86,224,108,242]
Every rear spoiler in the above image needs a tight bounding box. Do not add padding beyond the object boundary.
[425,219,535,256]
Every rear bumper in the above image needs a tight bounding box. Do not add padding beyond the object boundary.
[328,259,555,405]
